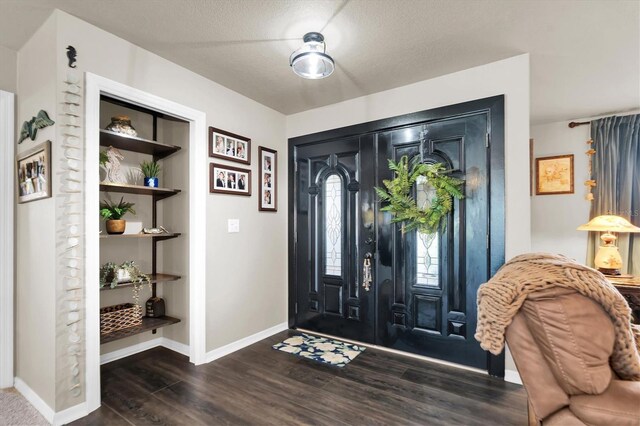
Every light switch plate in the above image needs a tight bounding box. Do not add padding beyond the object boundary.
[227,219,240,233]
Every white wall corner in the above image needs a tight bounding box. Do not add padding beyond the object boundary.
[205,322,288,363]
[14,377,55,424]
[504,369,523,385]
[52,402,88,426]
[14,379,84,425]
[0,90,15,389]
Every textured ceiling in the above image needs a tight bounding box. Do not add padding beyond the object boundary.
[0,0,638,122]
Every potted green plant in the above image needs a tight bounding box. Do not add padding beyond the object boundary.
[140,160,161,188]
[100,196,136,234]
[100,261,151,307]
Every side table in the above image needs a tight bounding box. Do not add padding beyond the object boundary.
[608,276,640,324]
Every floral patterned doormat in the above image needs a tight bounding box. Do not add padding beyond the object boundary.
[272,333,366,367]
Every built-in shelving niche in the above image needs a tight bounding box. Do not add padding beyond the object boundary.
[99,95,189,347]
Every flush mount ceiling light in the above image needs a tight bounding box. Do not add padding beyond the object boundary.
[289,32,335,79]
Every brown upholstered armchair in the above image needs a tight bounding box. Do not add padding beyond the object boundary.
[506,287,640,425]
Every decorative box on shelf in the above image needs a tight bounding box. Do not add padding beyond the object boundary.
[100,303,142,335]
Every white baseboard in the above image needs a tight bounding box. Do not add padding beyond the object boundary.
[14,377,55,423]
[161,337,190,357]
[14,377,89,425]
[504,369,523,385]
[205,322,288,363]
[100,337,190,365]
[53,402,88,426]
[11,338,192,426]
[100,338,163,365]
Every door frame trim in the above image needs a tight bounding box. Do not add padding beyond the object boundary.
[0,90,15,388]
[288,95,505,376]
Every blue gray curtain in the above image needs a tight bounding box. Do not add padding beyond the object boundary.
[587,114,640,275]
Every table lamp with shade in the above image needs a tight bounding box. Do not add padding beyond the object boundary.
[577,214,640,275]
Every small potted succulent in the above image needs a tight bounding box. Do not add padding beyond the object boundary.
[140,160,161,188]
[100,196,136,234]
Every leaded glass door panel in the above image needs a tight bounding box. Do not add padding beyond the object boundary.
[292,136,376,343]
[376,113,491,369]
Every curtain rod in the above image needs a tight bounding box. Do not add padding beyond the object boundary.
[568,121,590,128]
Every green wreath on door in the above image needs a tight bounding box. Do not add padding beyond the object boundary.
[375,155,464,234]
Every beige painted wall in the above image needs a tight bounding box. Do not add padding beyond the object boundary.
[530,121,591,261]
[157,119,190,346]
[0,45,17,93]
[286,54,531,374]
[287,54,531,259]
[15,14,57,410]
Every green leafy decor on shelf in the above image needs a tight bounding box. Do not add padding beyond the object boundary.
[99,197,136,221]
[100,261,151,306]
[375,155,464,234]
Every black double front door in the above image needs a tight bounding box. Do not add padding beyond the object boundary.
[289,97,505,374]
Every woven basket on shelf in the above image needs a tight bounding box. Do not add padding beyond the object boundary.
[100,303,142,335]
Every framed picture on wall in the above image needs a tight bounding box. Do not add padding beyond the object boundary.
[209,127,251,165]
[258,146,277,211]
[210,163,251,196]
[16,140,52,204]
[535,154,574,195]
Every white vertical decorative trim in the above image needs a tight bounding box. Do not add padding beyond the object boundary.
[60,71,85,400]
[14,377,55,423]
[205,322,288,363]
[0,91,15,389]
[84,73,207,410]
[84,74,101,413]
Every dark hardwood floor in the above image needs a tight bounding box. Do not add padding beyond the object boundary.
[71,330,528,425]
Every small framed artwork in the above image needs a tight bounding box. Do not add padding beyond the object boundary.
[258,147,277,211]
[210,163,251,196]
[209,127,251,165]
[535,154,574,195]
[16,140,52,203]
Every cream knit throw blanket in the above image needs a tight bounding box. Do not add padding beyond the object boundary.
[475,253,640,381]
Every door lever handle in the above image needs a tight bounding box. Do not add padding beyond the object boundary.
[362,253,373,292]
